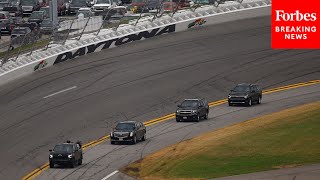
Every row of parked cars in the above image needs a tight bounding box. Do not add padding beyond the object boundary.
[48,83,262,168]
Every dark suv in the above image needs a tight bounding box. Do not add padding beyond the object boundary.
[110,121,146,145]
[176,98,209,122]
[49,141,83,168]
[228,83,262,106]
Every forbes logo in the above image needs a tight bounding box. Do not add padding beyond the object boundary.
[275,10,317,22]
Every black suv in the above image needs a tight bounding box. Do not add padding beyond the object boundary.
[49,141,83,168]
[176,99,209,122]
[228,83,262,106]
[110,121,146,145]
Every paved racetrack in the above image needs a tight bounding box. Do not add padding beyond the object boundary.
[0,15,319,179]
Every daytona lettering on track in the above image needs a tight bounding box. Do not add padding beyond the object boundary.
[54,25,176,64]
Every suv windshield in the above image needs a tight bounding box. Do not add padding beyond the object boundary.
[96,0,111,3]
[233,85,250,92]
[21,0,37,6]
[180,100,198,108]
[30,11,43,18]
[115,123,135,131]
[71,0,87,6]
[12,28,27,34]
[53,144,74,153]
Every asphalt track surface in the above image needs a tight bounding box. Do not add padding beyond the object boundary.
[0,15,319,179]
[36,84,320,180]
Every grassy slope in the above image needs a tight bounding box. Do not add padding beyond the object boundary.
[123,101,320,180]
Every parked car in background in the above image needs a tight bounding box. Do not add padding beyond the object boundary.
[110,121,146,145]
[3,6,23,17]
[131,0,148,13]
[0,11,11,23]
[0,2,9,11]
[39,6,49,18]
[21,0,41,15]
[39,19,53,34]
[228,83,262,106]
[175,98,209,122]
[10,26,31,38]
[68,0,89,14]
[57,0,67,15]
[162,1,176,12]
[76,7,94,18]
[0,11,15,34]
[28,10,45,24]
[92,0,112,14]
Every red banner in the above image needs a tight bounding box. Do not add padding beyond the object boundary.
[272,0,320,49]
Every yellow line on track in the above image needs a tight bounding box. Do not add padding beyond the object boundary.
[22,80,320,180]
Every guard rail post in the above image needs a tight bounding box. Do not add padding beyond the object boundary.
[14,32,30,62]
[78,16,91,40]
[1,41,13,67]
[151,0,164,22]
[96,9,112,36]
[27,30,41,56]
[63,18,76,45]
[171,0,183,17]
[44,20,61,50]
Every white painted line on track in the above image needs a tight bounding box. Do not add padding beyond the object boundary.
[101,170,119,180]
[43,86,77,99]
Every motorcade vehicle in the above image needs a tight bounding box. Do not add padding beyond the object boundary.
[49,140,83,168]
[21,0,42,15]
[27,10,45,24]
[110,121,146,145]
[39,19,53,33]
[10,26,31,38]
[176,98,209,122]
[228,83,262,106]
[67,0,89,14]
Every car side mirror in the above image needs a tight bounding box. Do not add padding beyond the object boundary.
[49,149,52,152]
[177,105,181,108]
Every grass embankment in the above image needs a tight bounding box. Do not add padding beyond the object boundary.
[123,101,320,180]
[0,39,50,59]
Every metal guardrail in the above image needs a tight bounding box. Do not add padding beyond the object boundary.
[0,0,270,74]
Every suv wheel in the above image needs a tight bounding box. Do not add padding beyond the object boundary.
[247,98,252,107]
[204,111,208,120]
[176,118,180,122]
[49,161,54,168]
[132,136,137,145]
[257,96,262,104]
[196,114,200,122]
[111,140,115,145]
[78,157,82,165]
[142,133,146,141]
